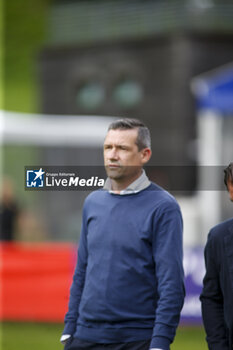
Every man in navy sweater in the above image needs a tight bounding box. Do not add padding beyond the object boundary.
[61,119,185,350]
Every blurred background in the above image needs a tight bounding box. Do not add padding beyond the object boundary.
[0,0,233,349]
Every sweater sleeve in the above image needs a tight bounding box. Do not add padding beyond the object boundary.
[62,204,88,336]
[150,203,185,350]
[200,232,229,350]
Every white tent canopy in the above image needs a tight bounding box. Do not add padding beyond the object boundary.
[0,110,117,147]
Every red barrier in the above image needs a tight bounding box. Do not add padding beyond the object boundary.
[0,242,77,322]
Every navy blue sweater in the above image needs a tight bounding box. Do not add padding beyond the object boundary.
[63,183,185,349]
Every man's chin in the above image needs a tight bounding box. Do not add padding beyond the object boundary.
[106,171,123,180]
[105,167,123,179]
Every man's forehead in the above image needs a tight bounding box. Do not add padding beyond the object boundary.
[104,128,138,142]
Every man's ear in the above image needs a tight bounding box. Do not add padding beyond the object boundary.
[141,148,152,164]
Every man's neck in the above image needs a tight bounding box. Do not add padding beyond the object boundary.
[110,171,143,193]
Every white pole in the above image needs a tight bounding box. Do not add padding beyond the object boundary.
[197,109,223,244]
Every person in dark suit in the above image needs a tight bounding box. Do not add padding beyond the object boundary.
[200,162,233,350]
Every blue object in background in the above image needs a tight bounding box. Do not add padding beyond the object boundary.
[181,247,205,325]
[191,63,233,115]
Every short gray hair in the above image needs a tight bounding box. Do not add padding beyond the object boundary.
[108,118,151,150]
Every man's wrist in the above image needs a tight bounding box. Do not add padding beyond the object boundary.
[150,335,170,350]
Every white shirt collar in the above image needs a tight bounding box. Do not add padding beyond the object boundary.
[104,169,151,195]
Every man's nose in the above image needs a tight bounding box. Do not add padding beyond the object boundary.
[108,148,118,160]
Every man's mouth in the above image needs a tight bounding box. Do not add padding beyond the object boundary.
[107,164,120,168]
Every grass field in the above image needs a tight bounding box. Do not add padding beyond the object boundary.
[1,322,207,350]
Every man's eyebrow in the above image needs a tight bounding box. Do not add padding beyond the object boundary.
[104,143,131,148]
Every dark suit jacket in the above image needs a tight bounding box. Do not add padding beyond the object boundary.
[200,218,233,350]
